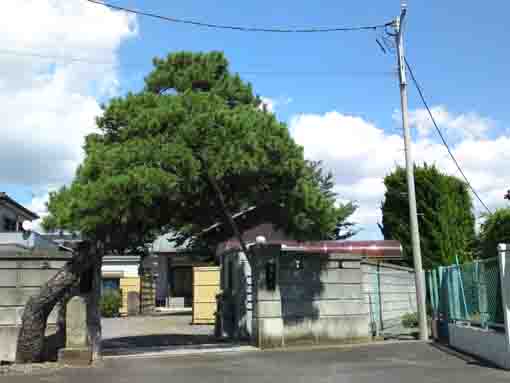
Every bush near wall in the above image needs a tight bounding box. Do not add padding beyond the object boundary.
[401,312,419,328]
[100,290,122,317]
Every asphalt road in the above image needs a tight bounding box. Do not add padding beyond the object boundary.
[2,342,509,383]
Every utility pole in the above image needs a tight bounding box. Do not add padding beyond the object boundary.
[394,3,429,340]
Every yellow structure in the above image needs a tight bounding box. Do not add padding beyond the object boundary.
[119,277,141,315]
[192,266,220,324]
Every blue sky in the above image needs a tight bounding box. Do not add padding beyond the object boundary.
[2,1,509,238]
[112,0,509,124]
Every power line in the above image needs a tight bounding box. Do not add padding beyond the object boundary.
[404,57,492,214]
[0,49,105,65]
[85,0,392,33]
[0,48,394,78]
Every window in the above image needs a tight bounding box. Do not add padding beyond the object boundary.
[102,278,120,293]
[3,217,17,232]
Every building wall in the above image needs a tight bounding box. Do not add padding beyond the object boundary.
[156,255,168,304]
[0,252,72,361]
[102,264,139,278]
[0,232,61,250]
[0,205,19,231]
[362,262,417,334]
[221,246,371,348]
[0,201,36,232]
[153,254,214,308]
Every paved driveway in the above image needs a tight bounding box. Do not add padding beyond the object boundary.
[2,342,510,383]
[101,313,218,353]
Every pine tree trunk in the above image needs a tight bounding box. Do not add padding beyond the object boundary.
[16,241,102,363]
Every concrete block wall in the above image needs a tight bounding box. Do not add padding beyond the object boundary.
[220,249,419,348]
[362,262,417,334]
[252,249,370,348]
[0,252,71,361]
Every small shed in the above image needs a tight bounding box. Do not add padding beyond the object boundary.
[217,240,407,348]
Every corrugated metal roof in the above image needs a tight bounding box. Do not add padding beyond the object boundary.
[151,232,188,253]
[220,240,404,260]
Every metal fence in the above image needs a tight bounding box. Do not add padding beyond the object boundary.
[427,258,504,329]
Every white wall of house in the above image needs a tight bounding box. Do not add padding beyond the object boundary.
[102,264,139,278]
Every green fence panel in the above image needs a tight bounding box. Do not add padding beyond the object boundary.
[427,258,503,327]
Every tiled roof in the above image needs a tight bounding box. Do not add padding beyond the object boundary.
[0,192,39,220]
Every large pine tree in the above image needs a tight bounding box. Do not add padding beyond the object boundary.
[18,51,357,362]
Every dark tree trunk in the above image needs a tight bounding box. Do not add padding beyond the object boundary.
[16,241,102,363]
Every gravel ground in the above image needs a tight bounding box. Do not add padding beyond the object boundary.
[0,362,62,377]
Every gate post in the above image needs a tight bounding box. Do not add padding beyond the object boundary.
[498,244,510,368]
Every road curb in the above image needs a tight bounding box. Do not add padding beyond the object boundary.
[102,344,258,360]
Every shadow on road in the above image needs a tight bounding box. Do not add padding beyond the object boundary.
[428,342,501,370]
[102,334,223,350]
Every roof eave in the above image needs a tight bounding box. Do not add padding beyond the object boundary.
[0,193,39,220]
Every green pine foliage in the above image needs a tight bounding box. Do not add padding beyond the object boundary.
[43,51,357,252]
[379,164,476,268]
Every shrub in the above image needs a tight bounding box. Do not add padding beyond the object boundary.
[401,312,419,328]
[100,289,122,317]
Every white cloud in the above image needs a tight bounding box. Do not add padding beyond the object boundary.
[0,0,137,190]
[259,96,293,114]
[290,108,508,239]
[27,193,50,218]
[401,105,495,140]
[260,97,276,113]
[26,192,51,233]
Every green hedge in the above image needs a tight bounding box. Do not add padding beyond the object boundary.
[100,289,122,317]
[401,312,419,328]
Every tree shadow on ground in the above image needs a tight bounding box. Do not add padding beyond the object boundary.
[102,333,225,350]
